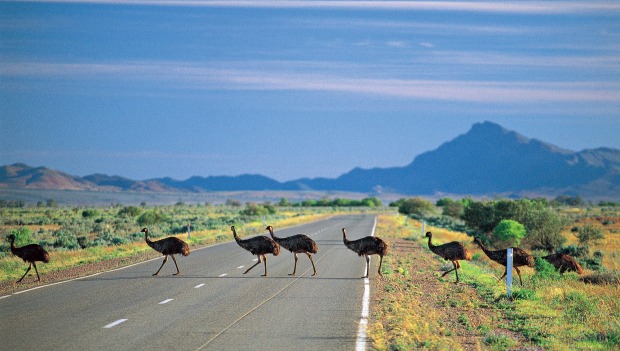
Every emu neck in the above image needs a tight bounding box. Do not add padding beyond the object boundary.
[268,228,280,242]
[342,230,349,244]
[427,236,434,249]
[232,229,241,244]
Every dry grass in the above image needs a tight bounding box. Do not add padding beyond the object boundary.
[369,213,620,351]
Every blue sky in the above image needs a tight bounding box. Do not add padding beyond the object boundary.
[1,1,619,182]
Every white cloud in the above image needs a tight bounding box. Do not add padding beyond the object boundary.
[2,60,619,104]
[22,1,620,14]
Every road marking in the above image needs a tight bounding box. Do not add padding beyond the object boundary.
[0,295,11,300]
[103,319,127,328]
[194,283,205,288]
[218,273,227,277]
[159,298,174,305]
[252,258,258,262]
[356,216,376,351]
[237,265,244,269]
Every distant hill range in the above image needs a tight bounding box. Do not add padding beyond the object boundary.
[2,122,619,199]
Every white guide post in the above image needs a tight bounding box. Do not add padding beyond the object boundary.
[506,248,513,298]
[187,223,191,239]
[421,221,426,236]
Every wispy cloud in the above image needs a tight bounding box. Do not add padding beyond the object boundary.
[2,60,619,104]
[16,1,620,14]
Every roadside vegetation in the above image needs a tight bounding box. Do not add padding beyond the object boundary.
[371,195,620,351]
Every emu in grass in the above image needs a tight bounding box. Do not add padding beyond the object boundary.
[7,234,50,283]
[426,231,471,283]
[142,228,190,276]
[473,237,534,286]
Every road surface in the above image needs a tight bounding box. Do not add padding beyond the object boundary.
[0,214,378,351]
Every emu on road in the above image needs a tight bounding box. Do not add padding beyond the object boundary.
[231,226,280,276]
[142,227,190,276]
[342,227,388,278]
[267,225,318,276]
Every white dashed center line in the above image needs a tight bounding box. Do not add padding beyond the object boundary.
[219,273,227,277]
[103,319,127,328]
[159,299,174,305]
[194,283,205,288]
[237,266,244,269]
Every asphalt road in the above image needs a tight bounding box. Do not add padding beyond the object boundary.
[0,214,379,351]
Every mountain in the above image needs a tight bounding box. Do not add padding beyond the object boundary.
[1,122,619,199]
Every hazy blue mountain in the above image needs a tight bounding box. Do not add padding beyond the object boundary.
[2,122,619,199]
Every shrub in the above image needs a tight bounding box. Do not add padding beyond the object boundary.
[492,219,526,247]
[118,206,142,217]
[575,222,605,247]
[82,209,100,218]
[137,211,164,226]
[8,227,33,247]
[53,229,80,250]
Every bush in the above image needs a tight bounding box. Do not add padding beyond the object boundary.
[492,219,526,247]
[8,227,33,247]
[53,229,80,250]
[575,223,605,246]
[393,197,434,218]
[118,206,142,218]
[533,257,561,281]
[137,211,164,226]
[82,209,100,218]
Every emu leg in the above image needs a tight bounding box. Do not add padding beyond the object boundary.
[515,267,523,286]
[17,263,32,283]
[243,255,262,274]
[498,268,508,282]
[453,261,460,283]
[262,255,268,277]
[307,253,317,276]
[289,253,298,276]
[377,254,384,277]
[33,262,41,281]
[170,254,181,275]
[362,255,370,278]
[153,255,168,276]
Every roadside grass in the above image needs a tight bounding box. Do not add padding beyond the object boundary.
[370,213,620,351]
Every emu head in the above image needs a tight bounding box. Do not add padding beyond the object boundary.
[425,231,432,238]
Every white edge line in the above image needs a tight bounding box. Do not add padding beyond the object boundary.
[356,215,376,351]
[103,319,128,329]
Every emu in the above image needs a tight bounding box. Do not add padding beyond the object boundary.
[473,237,534,286]
[266,225,318,276]
[7,234,50,283]
[542,253,584,275]
[231,226,280,276]
[342,227,388,278]
[142,228,190,276]
[426,231,471,283]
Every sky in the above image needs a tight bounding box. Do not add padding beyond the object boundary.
[1,1,619,182]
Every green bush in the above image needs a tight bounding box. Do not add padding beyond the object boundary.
[493,219,526,247]
[137,211,164,226]
[53,229,80,250]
